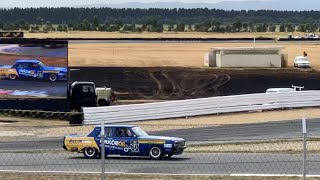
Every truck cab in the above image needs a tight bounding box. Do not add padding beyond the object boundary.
[69,82,98,111]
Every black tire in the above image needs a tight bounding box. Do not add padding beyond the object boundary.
[83,147,98,159]
[9,74,17,80]
[48,74,58,82]
[98,99,111,106]
[149,146,163,160]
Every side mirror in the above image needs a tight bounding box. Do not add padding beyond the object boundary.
[133,135,137,138]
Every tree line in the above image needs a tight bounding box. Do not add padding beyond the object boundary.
[1,7,320,33]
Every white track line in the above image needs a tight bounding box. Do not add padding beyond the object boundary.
[0,170,319,178]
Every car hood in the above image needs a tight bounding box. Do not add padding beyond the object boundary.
[139,135,184,142]
[43,66,67,72]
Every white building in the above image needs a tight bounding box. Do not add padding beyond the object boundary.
[204,47,286,68]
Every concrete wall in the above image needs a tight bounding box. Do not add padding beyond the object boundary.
[204,51,216,67]
[217,53,282,68]
[216,51,222,67]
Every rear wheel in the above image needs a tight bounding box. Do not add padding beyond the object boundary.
[149,146,163,160]
[48,74,58,82]
[9,74,17,80]
[83,147,98,159]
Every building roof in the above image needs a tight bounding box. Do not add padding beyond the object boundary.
[211,46,284,51]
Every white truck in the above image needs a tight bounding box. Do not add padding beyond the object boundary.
[266,85,304,93]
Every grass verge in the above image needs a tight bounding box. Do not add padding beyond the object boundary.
[0,172,318,180]
[186,139,320,154]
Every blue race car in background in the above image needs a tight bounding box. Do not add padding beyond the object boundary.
[63,125,186,160]
[0,60,67,82]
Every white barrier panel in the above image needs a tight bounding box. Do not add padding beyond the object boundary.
[83,91,320,124]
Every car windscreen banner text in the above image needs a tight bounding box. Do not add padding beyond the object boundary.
[0,42,68,99]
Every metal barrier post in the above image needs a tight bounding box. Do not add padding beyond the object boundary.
[302,118,307,180]
[101,122,106,180]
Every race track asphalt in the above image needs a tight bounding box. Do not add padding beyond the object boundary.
[1,119,320,151]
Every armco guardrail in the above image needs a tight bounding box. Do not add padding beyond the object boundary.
[83,91,320,124]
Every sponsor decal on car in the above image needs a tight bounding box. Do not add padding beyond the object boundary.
[102,139,140,153]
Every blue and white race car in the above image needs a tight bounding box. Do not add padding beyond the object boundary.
[0,60,67,82]
[63,125,186,160]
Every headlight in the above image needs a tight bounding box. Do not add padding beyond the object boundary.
[174,141,185,147]
[164,144,173,148]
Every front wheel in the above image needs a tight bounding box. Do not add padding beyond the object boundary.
[98,99,111,106]
[149,146,163,160]
[48,74,58,82]
[83,147,98,159]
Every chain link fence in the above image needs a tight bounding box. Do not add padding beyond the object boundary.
[0,117,319,179]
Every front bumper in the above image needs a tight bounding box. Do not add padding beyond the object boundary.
[297,64,311,68]
[171,141,186,155]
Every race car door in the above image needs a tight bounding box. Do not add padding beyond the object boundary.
[15,62,31,78]
[96,127,117,155]
[113,127,140,156]
[30,62,43,79]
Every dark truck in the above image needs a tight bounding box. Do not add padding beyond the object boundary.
[69,81,116,111]
[0,81,116,123]
[0,60,67,82]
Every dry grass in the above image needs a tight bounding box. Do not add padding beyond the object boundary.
[24,31,293,39]
[68,42,320,69]
[186,139,320,154]
[0,172,314,180]
[21,31,320,69]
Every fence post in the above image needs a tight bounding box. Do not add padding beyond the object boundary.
[302,118,307,180]
[101,122,106,180]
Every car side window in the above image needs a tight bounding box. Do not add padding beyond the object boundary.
[25,63,32,69]
[97,127,113,138]
[32,63,40,69]
[16,63,25,68]
[115,128,134,138]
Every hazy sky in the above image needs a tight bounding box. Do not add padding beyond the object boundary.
[1,0,269,8]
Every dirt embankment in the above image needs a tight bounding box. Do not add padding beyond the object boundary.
[71,67,320,100]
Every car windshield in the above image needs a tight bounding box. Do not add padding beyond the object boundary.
[131,127,148,137]
[297,58,309,62]
[38,62,46,67]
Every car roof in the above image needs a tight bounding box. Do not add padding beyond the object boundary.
[95,125,138,128]
[16,60,41,63]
